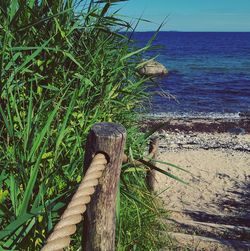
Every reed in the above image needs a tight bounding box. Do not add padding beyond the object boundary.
[0,1,171,250]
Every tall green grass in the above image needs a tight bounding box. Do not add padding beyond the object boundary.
[117,165,171,251]
[0,1,169,250]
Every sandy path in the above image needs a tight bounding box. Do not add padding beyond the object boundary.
[153,133,250,250]
[156,149,250,217]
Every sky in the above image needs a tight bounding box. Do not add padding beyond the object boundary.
[112,0,250,32]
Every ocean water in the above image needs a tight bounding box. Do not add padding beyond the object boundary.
[132,32,250,118]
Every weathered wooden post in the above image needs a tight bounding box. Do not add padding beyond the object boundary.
[146,138,159,191]
[82,122,126,251]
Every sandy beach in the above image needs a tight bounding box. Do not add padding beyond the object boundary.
[156,139,250,215]
[144,117,250,250]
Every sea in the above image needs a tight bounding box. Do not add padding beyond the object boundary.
[132,32,250,118]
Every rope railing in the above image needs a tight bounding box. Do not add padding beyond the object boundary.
[41,123,158,251]
[41,153,107,251]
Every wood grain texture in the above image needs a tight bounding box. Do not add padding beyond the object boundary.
[83,122,126,251]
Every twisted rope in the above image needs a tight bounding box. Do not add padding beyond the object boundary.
[41,153,107,251]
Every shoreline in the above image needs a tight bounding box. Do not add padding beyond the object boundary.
[141,116,250,134]
[155,131,250,152]
[140,115,250,152]
[152,116,250,248]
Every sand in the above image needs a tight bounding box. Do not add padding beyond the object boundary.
[155,147,250,217]
[153,131,250,250]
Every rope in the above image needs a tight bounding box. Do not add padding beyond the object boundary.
[41,153,107,251]
[42,139,158,251]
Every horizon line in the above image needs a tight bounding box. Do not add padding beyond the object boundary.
[133,30,250,33]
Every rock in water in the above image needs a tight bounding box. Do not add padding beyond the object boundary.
[138,59,168,76]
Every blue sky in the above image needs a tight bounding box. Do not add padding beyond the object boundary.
[112,0,250,31]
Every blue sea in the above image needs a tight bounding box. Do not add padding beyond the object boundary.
[133,32,250,118]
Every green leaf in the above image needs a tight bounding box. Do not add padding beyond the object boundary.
[0,213,34,240]
[24,87,33,152]
[18,140,47,216]
[64,52,84,70]
[7,38,51,83]
[121,46,150,61]
[138,159,189,185]
[9,175,18,215]
[145,157,189,173]
[28,98,62,161]
[0,106,13,136]
[55,92,76,158]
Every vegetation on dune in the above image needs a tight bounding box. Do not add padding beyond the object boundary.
[0,0,169,250]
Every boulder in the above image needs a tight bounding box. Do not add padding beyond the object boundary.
[138,59,168,76]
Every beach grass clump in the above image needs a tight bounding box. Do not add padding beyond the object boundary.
[117,167,171,251]
[0,0,167,250]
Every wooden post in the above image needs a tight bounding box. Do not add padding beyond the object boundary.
[82,122,126,251]
[146,138,159,191]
